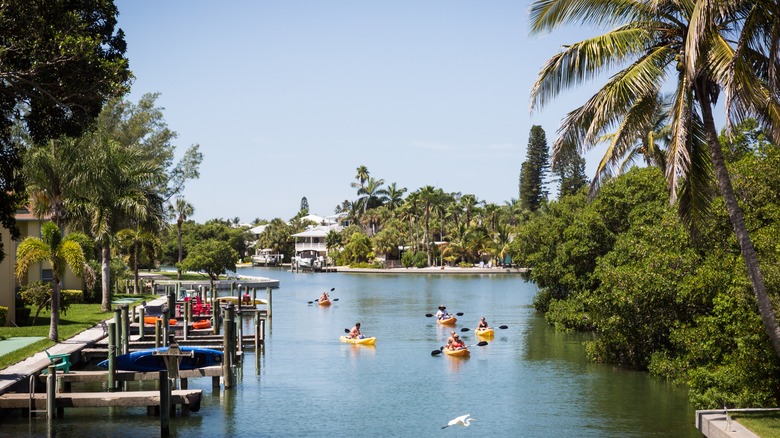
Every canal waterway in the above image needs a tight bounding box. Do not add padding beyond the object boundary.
[5,267,699,437]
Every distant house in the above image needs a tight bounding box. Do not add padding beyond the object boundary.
[0,208,81,326]
[291,224,342,269]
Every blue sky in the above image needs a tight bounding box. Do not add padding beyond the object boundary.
[115,1,608,223]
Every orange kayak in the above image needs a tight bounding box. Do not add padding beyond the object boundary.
[437,316,457,326]
[319,299,331,306]
[192,319,211,330]
[144,316,177,326]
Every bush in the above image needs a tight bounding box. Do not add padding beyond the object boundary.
[0,306,6,326]
[19,282,82,324]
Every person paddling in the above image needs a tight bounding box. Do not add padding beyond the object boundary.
[448,334,466,350]
[349,322,363,339]
[436,305,450,320]
[319,290,330,302]
[477,316,490,330]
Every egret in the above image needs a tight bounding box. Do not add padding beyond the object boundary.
[441,414,476,429]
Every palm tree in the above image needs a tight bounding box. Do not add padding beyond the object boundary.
[116,227,160,294]
[70,133,165,312]
[416,185,441,266]
[15,222,93,341]
[529,0,780,357]
[385,182,407,210]
[23,138,80,231]
[169,197,194,280]
[357,176,388,214]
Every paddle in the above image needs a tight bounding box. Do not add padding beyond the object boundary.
[425,312,464,317]
[431,341,488,356]
[460,325,509,332]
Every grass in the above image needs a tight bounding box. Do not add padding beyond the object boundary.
[0,294,155,369]
[730,411,780,437]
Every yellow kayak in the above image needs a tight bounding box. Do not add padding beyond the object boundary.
[217,296,267,306]
[339,336,376,345]
[437,316,457,326]
[319,299,331,306]
[443,347,470,357]
[475,328,495,338]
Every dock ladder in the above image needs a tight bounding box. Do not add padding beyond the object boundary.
[28,374,47,419]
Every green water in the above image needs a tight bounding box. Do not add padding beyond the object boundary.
[4,268,699,437]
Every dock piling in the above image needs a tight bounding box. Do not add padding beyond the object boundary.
[107,322,116,392]
[160,370,170,436]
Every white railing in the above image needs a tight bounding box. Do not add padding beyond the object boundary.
[295,243,327,252]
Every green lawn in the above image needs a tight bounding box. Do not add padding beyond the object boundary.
[0,294,155,369]
[731,411,780,437]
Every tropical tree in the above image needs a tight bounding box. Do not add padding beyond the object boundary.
[357,177,389,214]
[169,197,194,280]
[0,0,131,263]
[23,138,81,231]
[351,165,370,193]
[529,0,780,357]
[15,222,93,341]
[69,133,166,312]
[115,227,160,294]
[385,182,407,210]
[180,239,238,293]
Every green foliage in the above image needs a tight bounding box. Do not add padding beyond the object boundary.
[0,0,131,264]
[0,306,6,326]
[400,251,428,268]
[341,232,372,264]
[19,282,82,325]
[180,239,238,285]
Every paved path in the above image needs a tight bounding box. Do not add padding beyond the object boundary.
[0,337,46,356]
[0,297,169,396]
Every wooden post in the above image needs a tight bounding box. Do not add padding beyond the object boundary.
[162,309,170,347]
[254,311,260,352]
[138,307,146,341]
[211,287,218,335]
[121,304,129,354]
[252,287,257,307]
[113,307,121,352]
[167,291,176,320]
[155,320,162,348]
[47,365,56,419]
[236,309,243,352]
[266,287,272,318]
[223,303,235,388]
[107,322,116,392]
[159,370,170,436]
[183,301,189,341]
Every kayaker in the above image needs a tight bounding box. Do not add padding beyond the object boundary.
[320,290,330,302]
[477,317,490,330]
[447,330,457,344]
[436,305,450,320]
[349,322,363,339]
[449,334,466,350]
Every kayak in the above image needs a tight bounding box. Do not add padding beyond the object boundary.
[192,319,211,330]
[437,316,457,326]
[443,347,470,357]
[339,336,376,345]
[144,316,177,326]
[475,328,495,338]
[216,296,267,306]
[97,346,223,372]
[319,299,332,306]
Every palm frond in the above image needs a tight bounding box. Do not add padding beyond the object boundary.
[529,0,649,34]
[14,239,52,281]
[531,26,656,112]
[665,74,694,202]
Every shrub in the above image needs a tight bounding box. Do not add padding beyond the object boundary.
[0,306,6,326]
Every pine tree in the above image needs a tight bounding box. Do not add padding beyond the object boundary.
[300,197,309,215]
[519,125,550,212]
[557,148,587,197]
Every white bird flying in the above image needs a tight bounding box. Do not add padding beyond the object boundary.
[441,414,476,429]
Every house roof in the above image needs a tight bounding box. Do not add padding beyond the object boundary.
[291,224,342,238]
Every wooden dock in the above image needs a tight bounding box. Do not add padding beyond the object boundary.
[0,389,202,412]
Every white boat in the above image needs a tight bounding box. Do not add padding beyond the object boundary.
[252,249,280,266]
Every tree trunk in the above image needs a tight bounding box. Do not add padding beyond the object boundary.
[49,276,60,341]
[177,221,183,280]
[133,240,139,294]
[698,82,780,359]
[101,241,112,312]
